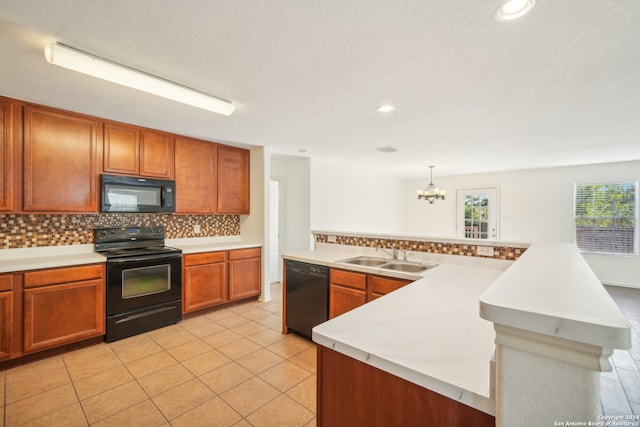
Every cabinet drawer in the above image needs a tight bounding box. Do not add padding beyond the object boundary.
[0,274,13,291]
[24,264,103,288]
[370,275,412,296]
[228,247,261,261]
[330,269,367,290]
[184,251,226,266]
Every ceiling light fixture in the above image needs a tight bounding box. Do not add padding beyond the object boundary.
[495,0,536,22]
[44,43,235,116]
[417,165,446,203]
[376,105,395,113]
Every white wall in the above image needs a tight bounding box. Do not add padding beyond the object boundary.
[309,158,405,234]
[402,160,640,287]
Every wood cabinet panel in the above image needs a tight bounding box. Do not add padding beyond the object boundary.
[0,273,13,291]
[23,104,99,212]
[139,130,174,179]
[370,275,412,299]
[103,122,139,175]
[228,255,261,301]
[183,249,261,313]
[23,278,105,353]
[228,247,261,261]
[183,262,227,313]
[0,291,13,359]
[329,284,367,318]
[328,268,414,315]
[104,122,174,179]
[217,145,249,214]
[24,264,103,288]
[0,97,18,212]
[330,269,366,290]
[317,346,495,427]
[175,137,217,213]
[184,251,226,266]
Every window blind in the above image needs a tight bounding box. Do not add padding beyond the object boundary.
[574,182,637,255]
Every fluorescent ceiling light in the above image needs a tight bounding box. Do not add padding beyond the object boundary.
[44,43,235,116]
[376,105,395,113]
[495,0,536,22]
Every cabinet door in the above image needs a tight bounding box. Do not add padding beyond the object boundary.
[175,137,217,213]
[370,275,412,300]
[228,256,261,301]
[329,285,366,319]
[329,269,367,318]
[217,145,250,214]
[23,105,99,212]
[0,97,18,212]
[103,122,140,175]
[140,130,174,179]
[23,279,105,353]
[183,262,227,313]
[0,291,13,359]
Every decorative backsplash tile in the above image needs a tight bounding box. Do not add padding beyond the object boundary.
[0,214,240,249]
[314,233,526,261]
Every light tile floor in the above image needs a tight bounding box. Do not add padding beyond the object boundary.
[2,283,638,426]
[1,282,317,427]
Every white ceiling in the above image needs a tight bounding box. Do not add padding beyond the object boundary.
[1,1,639,178]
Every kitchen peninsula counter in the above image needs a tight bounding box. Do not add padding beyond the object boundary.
[283,245,510,416]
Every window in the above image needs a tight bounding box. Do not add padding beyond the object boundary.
[574,182,637,255]
[457,188,498,240]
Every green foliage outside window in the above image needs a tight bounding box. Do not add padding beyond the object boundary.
[575,182,637,255]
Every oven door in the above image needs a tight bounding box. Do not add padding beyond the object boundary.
[106,253,182,316]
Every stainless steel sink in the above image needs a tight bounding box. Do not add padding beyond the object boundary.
[338,256,437,273]
[378,261,435,273]
[337,256,388,267]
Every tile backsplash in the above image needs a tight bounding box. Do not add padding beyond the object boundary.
[0,214,240,249]
[314,233,526,261]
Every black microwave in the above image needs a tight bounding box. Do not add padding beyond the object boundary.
[101,174,175,213]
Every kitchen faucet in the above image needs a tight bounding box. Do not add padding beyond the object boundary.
[376,246,408,261]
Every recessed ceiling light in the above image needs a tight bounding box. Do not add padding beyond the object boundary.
[495,0,536,22]
[376,105,395,113]
[375,146,397,153]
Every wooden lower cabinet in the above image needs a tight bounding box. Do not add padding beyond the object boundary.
[183,252,227,313]
[183,247,262,313]
[22,264,105,353]
[0,274,13,360]
[370,274,412,300]
[329,269,367,318]
[228,248,261,301]
[317,346,495,427]
[329,269,412,318]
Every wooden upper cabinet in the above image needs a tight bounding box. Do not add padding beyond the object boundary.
[23,104,99,213]
[104,121,174,179]
[103,122,139,175]
[217,145,250,214]
[175,137,217,213]
[140,130,174,179]
[0,97,18,212]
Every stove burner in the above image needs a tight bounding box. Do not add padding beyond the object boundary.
[94,226,181,259]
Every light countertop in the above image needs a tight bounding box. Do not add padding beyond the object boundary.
[0,237,262,273]
[283,245,509,415]
[480,242,631,350]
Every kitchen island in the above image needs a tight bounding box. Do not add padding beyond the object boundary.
[284,241,632,426]
[283,245,511,425]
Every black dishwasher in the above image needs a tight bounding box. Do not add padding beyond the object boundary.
[285,260,329,340]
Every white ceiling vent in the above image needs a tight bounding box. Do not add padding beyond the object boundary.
[375,146,398,153]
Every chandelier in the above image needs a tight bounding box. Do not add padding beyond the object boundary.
[417,165,446,203]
